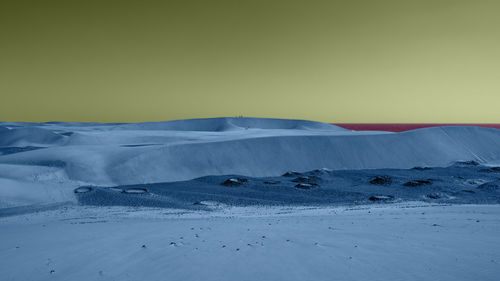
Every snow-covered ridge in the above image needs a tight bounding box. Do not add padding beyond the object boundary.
[111,117,346,131]
[1,117,346,133]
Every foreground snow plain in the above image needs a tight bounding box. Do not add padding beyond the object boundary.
[1,118,500,280]
[1,204,499,281]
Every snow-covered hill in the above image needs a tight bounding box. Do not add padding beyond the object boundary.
[1,117,500,207]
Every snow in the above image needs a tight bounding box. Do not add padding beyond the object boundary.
[1,117,500,280]
[0,204,499,281]
[1,118,500,207]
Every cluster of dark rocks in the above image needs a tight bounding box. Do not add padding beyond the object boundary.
[369,175,434,187]
[292,175,320,189]
[221,173,323,190]
[368,175,438,202]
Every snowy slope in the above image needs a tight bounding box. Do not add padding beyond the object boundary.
[73,163,500,209]
[106,126,500,184]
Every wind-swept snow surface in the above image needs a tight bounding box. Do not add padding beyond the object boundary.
[1,204,499,281]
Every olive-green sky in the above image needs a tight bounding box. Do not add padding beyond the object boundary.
[1,0,499,123]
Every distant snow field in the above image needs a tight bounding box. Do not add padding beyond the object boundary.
[1,118,500,280]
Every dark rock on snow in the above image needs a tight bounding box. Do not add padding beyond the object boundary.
[455,160,480,166]
[282,171,301,177]
[369,176,392,185]
[369,195,394,201]
[403,180,432,187]
[295,183,317,190]
[480,167,500,173]
[292,176,321,184]
[412,167,432,171]
[221,178,247,187]
[426,193,441,199]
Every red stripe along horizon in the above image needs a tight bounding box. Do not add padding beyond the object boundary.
[333,124,500,132]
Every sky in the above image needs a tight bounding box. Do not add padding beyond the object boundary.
[1,0,499,123]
